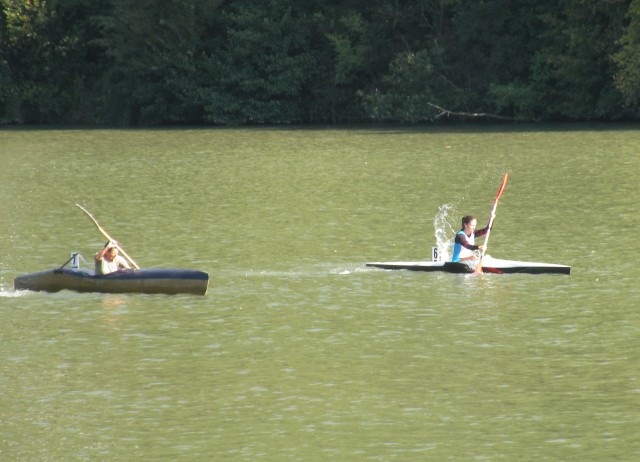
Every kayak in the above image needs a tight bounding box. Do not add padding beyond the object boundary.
[366,256,570,275]
[17,206,209,295]
[14,267,209,295]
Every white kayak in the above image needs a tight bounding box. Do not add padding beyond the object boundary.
[366,256,570,275]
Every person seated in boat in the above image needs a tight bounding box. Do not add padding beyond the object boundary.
[451,215,492,263]
[94,241,131,275]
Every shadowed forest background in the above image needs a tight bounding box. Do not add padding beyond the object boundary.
[2,0,640,126]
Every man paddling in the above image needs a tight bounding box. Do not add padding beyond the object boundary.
[95,241,131,275]
[451,214,494,263]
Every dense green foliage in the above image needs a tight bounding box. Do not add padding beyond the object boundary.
[1,0,639,125]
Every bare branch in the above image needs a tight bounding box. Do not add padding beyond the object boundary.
[427,102,516,121]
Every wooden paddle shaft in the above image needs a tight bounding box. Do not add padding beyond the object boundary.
[75,204,140,269]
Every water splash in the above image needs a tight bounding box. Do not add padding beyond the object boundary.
[0,287,26,297]
[433,204,456,261]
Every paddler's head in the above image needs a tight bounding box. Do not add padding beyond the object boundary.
[461,215,477,235]
[104,242,119,260]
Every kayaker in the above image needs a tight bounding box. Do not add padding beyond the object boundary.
[94,241,131,275]
[451,215,493,263]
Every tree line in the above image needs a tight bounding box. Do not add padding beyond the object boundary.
[1,0,640,126]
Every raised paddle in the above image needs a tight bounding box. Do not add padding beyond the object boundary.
[75,204,141,270]
[474,172,508,274]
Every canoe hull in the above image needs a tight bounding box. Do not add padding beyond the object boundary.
[366,257,570,275]
[14,268,209,295]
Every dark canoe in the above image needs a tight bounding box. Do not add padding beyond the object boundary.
[366,256,571,275]
[14,268,209,295]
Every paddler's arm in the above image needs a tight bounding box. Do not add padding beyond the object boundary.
[475,212,496,237]
[455,233,484,252]
[475,226,490,237]
[118,256,131,270]
[94,241,117,262]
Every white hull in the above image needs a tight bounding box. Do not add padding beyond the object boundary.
[366,256,570,275]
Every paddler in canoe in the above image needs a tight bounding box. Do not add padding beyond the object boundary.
[94,241,131,275]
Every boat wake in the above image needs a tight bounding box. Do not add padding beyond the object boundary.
[0,288,26,297]
[237,263,373,278]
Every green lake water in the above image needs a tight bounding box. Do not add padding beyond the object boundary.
[1,125,639,461]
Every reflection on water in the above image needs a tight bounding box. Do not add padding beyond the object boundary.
[100,294,129,331]
[101,294,129,309]
[1,127,639,461]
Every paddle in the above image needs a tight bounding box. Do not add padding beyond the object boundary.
[474,172,508,274]
[75,204,141,270]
